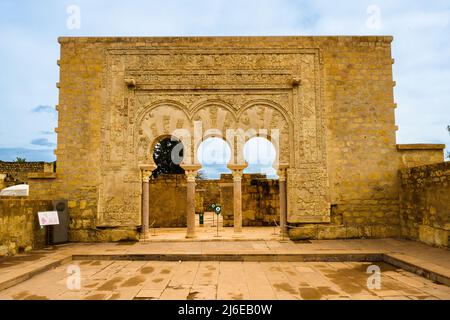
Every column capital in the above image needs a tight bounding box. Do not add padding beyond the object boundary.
[140,164,156,183]
[141,171,152,183]
[275,163,289,182]
[228,163,248,182]
[181,164,201,182]
[185,171,197,182]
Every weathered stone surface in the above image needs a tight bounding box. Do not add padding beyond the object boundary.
[399,162,450,248]
[0,162,55,188]
[148,174,279,228]
[0,198,53,256]
[18,36,445,242]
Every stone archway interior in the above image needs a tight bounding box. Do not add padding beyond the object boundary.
[197,137,231,180]
[244,137,278,179]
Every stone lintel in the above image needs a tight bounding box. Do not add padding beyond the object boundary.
[397,144,446,151]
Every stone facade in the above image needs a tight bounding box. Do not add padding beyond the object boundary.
[0,198,53,256]
[25,36,445,242]
[399,162,450,248]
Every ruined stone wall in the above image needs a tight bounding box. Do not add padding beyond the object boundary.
[52,36,443,242]
[0,162,55,188]
[148,174,279,228]
[55,36,332,241]
[399,162,450,248]
[149,175,187,228]
[0,174,5,191]
[397,144,445,169]
[199,174,280,227]
[0,198,53,256]
[241,175,279,226]
[28,174,58,199]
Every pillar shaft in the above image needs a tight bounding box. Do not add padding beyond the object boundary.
[186,175,196,238]
[139,165,155,240]
[228,164,247,234]
[233,176,242,233]
[279,177,287,236]
[141,180,150,236]
[277,165,289,237]
[181,165,201,239]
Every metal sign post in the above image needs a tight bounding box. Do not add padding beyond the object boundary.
[211,204,216,227]
[214,204,222,238]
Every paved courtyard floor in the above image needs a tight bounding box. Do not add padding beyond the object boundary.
[0,236,449,300]
[1,260,449,300]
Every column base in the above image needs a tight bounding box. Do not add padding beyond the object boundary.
[139,231,151,241]
[279,231,289,238]
[185,232,197,239]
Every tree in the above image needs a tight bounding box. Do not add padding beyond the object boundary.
[15,157,26,163]
[152,137,185,178]
[197,170,208,180]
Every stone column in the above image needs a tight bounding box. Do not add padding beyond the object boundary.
[181,164,201,239]
[277,165,289,237]
[140,165,156,240]
[228,164,247,233]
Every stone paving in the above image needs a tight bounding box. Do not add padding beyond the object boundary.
[0,260,449,300]
[0,237,449,300]
[141,226,282,242]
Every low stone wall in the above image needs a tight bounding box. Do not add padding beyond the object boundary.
[148,174,279,228]
[399,162,450,247]
[0,161,55,188]
[0,197,53,256]
[149,175,187,228]
[397,144,445,169]
[198,174,279,227]
[289,194,401,240]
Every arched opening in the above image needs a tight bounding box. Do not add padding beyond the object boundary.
[152,136,185,178]
[197,137,231,180]
[243,137,278,178]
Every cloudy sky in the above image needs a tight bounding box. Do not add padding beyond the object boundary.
[0,0,449,163]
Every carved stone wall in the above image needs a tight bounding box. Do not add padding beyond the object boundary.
[91,40,330,226]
